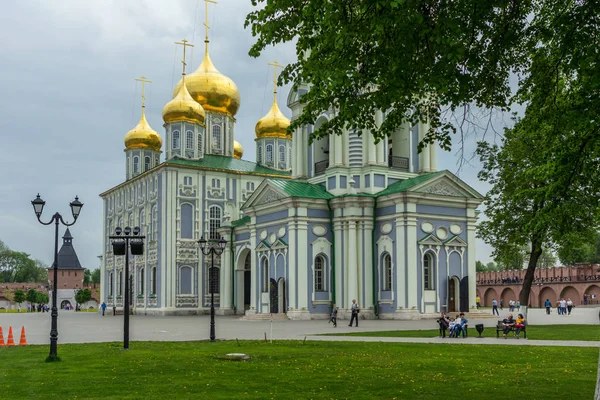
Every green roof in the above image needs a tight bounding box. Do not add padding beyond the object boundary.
[267,179,335,199]
[231,215,250,228]
[166,155,292,178]
[376,171,444,197]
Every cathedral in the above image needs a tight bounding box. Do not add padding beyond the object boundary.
[100,9,483,320]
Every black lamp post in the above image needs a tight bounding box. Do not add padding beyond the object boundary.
[109,226,145,350]
[198,236,226,342]
[31,194,83,361]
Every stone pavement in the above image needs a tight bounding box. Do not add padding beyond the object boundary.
[0,307,598,347]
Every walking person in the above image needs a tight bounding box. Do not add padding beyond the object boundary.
[516,300,520,312]
[492,298,499,316]
[545,298,551,315]
[559,298,567,315]
[476,295,481,309]
[329,305,338,327]
[500,299,504,310]
[348,299,359,327]
[101,302,107,316]
[566,298,573,315]
[113,305,117,316]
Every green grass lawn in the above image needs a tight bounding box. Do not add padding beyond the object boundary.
[0,341,597,399]
[324,324,600,341]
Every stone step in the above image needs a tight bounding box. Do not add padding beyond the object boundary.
[239,313,289,321]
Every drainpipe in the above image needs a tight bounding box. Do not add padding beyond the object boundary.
[372,196,379,317]
[230,226,235,314]
[327,199,336,309]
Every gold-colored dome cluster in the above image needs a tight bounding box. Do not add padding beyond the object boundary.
[173,51,240,117]
[255,100,291,139]
[124,109,162,152]
[162,77,205,125]
[233,140,243,159]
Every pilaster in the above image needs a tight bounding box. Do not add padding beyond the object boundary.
[406,206,418,310]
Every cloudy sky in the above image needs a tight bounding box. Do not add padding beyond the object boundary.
[0,0,506,273]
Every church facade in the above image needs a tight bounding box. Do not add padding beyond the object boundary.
[100,13,483,319]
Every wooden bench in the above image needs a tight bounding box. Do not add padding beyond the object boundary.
[496,320,527,339]
[437,319,468,338]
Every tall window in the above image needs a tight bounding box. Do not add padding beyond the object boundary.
[211,179,220,188]
[289,147,292,169]
[186,130,194,149]
[257,145,263,164]
[266,144,273,163]
[109,272,113,296]
[151,267,157,294]
[181,203,193,239]
[212,125,222,153]
[172,130,180,149]
[314,255,325,291]
[139,268,144,294]
[126,157,130,177]
[197,133,203,155]
[118,271,123,296]
[424,253,434,290]
[180,266,192,294]
[209,205,221,239]
[133,156,139,175]
[383,254,392,291]
[144,156,151,171]
[279,145,286,166]
[262,258,269,292]
[209,267,220,294]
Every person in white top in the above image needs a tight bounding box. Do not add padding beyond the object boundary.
[559,298,567,316]
[566,298,574,315]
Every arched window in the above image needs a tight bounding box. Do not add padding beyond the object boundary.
[424,253,435,290]
[180,266,192,294]
[266,144,273,163]
[151,267,157,295]
[209,267,219,294]
[126,157,130,177]
[144,156,151,171]
[212,125,222,153]
[186,130,194,149]
[279,145,286,166]
[257,145,263,164]
[181,203,193,239]
[139,268,144,295]
[209,205,221,240]
[172,130,180,149]
[383,254,392,291]
[262,258,269,292]
[314,255,325,292]
[197,132,203,155]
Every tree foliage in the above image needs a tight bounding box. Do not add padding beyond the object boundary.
[84,268,92,285]
[75,289,92,307]
[13,289,25,305]
[0,241,48,283]
[36,291,49,305]
[91,268,101,284]
[558,232,600,265]
[26,288,37,305]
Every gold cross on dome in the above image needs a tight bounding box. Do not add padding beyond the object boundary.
[175,39,195,75]
[134,76,152,108]
[268,60,284,94]
[204,0,218,44]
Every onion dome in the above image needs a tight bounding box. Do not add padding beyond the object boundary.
[162,77,205,125]
[255,100,291,139]
[173,51,240,117]
[233,140,243,159]
[124,109,162,151]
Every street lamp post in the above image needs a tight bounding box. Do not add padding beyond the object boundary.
[109,226,145,350]
[31,194,83,361]
[198,236,226,342]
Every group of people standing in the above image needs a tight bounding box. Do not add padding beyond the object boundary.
[544,298,574,315]
[490,298,521,316]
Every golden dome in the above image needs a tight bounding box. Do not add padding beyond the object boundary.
[255,100,291,139]
[163,77,205,125]
[124,108,162,152]
[173,51,240,116]
[233,140,243,159]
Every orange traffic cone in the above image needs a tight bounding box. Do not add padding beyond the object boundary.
[6,326,15,346]
[0,326,4,346]
[19,327,27,346]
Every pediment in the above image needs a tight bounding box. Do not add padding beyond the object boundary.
[418,233,443,246]
[444,235,467,247]
[412,172,483,199]
[256,240,271,251]
[272,239,288,249]
[242,180,289,210]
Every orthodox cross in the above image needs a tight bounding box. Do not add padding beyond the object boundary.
[204,0,217,48]
[268,60,284,96]
[175,39,195,75]
[134,76,152,108]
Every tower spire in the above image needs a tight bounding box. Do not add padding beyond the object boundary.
[268,60,283,103]
[134,76,153,112]
[203,0,217,53]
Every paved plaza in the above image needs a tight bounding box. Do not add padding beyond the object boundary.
[0,307,598,348]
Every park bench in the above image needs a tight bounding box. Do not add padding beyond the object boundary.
[496,320,527,339]
[437,319,468,338]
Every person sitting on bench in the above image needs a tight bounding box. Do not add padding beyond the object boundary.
[515,313,526,338]
[501,314,516,339]
[437,312,450,337]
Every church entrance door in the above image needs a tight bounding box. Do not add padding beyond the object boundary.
[269,278,278,313]
[244,270,251,310]
[277,278,286,314]
[449,278,456,312]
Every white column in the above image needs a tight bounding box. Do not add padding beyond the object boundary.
[334,134,343,166]
[406,210,419,309]
[367,130,376,165]
[220,242,232,311]
[375,110,385,165]
[297,215,309,310]
[334,219,343,308]
[467,211,477,309]
[288,216,297,310]
[430,140,437,171]
[348,220,358,306]
[395,209,406,310]
[249,226,258,312]
[419,122,430,172]
[363,219,374,310]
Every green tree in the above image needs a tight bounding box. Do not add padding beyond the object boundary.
[13,289,25,306]
[91,268,101,284]
[74,289,92,309]
[494,244,526,271]
[83,268,92,285]
[558,232,600,265]
[26,288,38,307]
[36,291,49,305]
[475,261,486,272]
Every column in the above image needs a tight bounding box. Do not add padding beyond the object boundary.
[334,134,343,166]
[363,219,374,310]
[406,210,418,309]
[249,226,258,312]
[467,210,477,309]
[333,219,344,308]
[348,220,358,306]
[288,215,297,310]
[297,216,309,310]
[375,110,385,165]
[395,208,406,310]
[419,122,430,172]
[430,140,438,171]
[366,130,376,165]
[220,242,232,312]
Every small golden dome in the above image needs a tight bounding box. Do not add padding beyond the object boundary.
[255,100,291,139]
[173,51,240,116]
[124,109,162,152]
[163,77,205,125]
[233,140,243,159]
